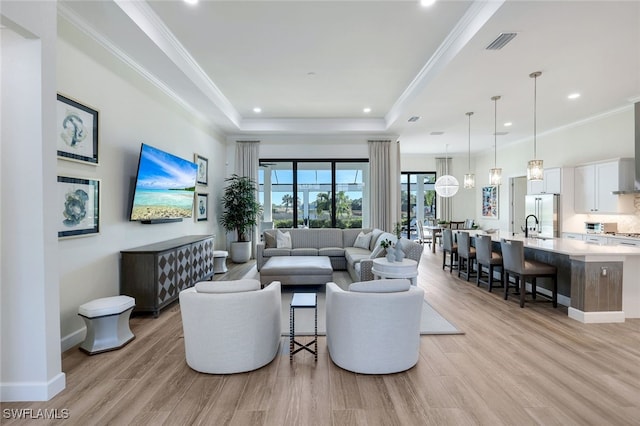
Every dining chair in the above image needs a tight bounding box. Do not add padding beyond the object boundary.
[442,229,458,273]
[475,234,503,292]
[456,231,476,281]
[450,221,465,230]
[500,238,557,308]
[416,223,432,248]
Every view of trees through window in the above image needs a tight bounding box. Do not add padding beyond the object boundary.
[400,172,437,240]
[258,160,369,229]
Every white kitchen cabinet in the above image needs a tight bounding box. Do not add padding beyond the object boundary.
[527,167,561,194]
[562,232,584,241]
[583,234,608,244]
[607,237,640,247]
[573,159,635,214]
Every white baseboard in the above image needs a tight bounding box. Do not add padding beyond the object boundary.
[568,307,625,323]
[61,327,85,352]
[1,372,65,402]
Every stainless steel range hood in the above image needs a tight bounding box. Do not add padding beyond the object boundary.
[612,102,640,194]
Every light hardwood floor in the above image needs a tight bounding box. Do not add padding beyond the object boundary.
[3,247,639,425]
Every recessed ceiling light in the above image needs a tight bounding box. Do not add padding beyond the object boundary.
[568,93,581,100]
[363,107,371,113]
[253,107,262,113]
[184,0,198,5]
[504,122,512,127]
[420,0,436,7]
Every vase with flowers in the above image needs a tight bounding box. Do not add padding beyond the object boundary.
[380,238,395,262]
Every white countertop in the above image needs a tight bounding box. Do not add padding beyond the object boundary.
[464,230,640,257]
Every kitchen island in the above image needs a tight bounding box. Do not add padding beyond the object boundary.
[465,231,640,323]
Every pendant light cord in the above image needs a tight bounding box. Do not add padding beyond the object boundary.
[530,71,542,159]
[491,95,500,168]
[533,74,537,158]
[466,112,473,171]
[494,98,497,167]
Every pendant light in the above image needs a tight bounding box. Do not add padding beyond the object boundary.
[489,95,502,185]
[463,112,475,189]
[435,144,459,197]
[527,71,544,181]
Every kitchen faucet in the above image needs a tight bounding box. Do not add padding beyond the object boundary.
[523,214,539,238]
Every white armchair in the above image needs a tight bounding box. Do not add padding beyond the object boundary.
[179,279,281,374]
[325,279,424,374]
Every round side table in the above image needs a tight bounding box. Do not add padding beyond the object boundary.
[371,258,418,285]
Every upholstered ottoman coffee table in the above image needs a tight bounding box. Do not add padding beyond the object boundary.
[260,256,333,287]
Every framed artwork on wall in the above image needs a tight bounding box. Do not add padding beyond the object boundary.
[196,193,208,221]
[57,176,100,239]
[482,186,499,219]
[56,94,99,165]
[195,154,208,185]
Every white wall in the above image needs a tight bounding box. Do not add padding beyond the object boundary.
[56,20,227,350]
[1,1,64,402]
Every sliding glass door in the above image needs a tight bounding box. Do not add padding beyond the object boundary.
[400,172,436,240]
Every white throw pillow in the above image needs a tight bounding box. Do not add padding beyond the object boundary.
[276,229,292,249]
[353,231,372,250]
[369,244,385,259]
[195,279,260,293]
[349,279,411,293]
[369,228,384,251]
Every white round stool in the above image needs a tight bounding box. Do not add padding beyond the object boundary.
[78,295,135,355]
[213,250,229,273]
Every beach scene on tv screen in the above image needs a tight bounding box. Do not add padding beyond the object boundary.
[131,144,198,221]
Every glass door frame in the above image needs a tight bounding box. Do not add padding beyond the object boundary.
[400,171,437,240]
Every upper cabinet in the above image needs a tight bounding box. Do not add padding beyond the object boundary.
[527,167,561,194]
[574,159,635,214]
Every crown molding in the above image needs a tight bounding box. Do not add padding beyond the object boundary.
[239,118,388,134]
[57,3,217,131]
[385,0,505,128]
[113,0,241,128]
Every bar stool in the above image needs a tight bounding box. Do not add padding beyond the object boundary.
[475,234,503,292]
[442,229,458,273]
[500,239,557,308]
[457,231,476,281]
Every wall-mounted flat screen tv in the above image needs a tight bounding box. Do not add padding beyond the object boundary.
[129,143,198,223]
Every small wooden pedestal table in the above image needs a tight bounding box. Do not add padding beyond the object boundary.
[289,292,318,362]
[371,258,419,285]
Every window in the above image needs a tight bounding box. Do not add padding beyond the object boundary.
[259,159,369,229]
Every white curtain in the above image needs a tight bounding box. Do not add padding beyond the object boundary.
[436,157,453,221]
[368,140,394,232]
[234,140,260,256]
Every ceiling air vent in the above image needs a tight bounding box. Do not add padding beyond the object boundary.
[486,32,517,50]
[430,131,444,136]
[408,116,421,122]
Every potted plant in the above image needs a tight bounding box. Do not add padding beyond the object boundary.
[221,174,263,263]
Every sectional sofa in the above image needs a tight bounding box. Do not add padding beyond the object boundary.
[256,228,423,282]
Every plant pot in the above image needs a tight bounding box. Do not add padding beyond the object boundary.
[230,241,252,263]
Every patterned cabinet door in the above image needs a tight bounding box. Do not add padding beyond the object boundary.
[175,244,192,292]
[192,237,214,282]
[156,250,177,306]
[202,237,214,277]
